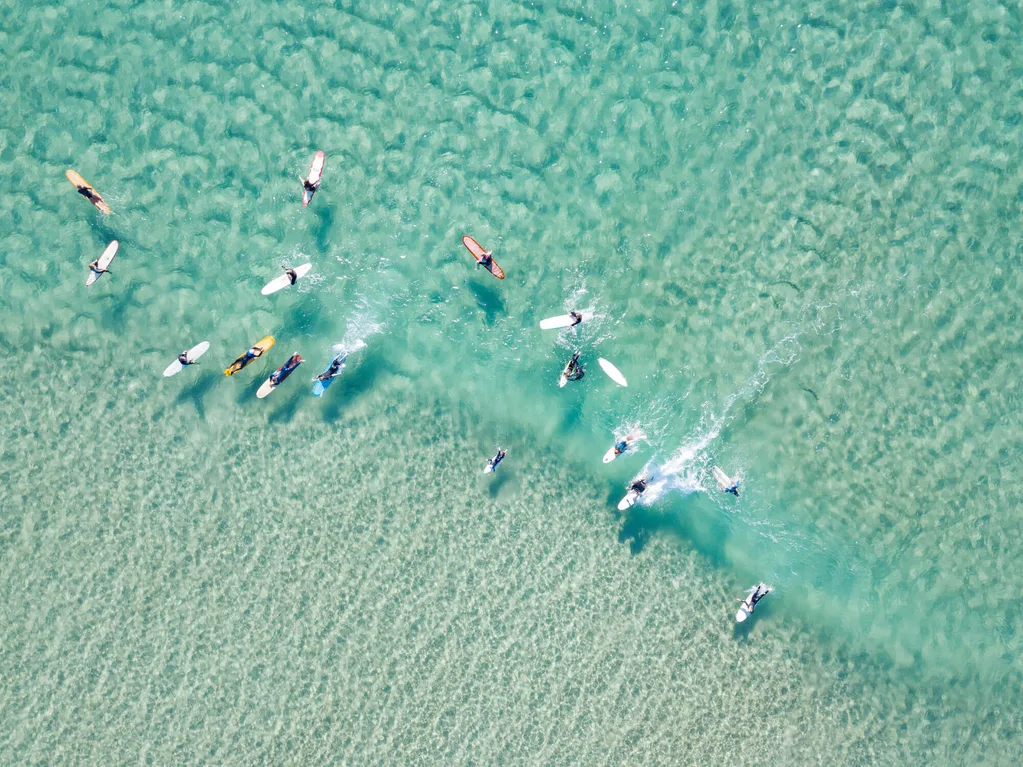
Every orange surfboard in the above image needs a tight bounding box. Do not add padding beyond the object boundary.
[462,235,505,280]
[65,169,111,214]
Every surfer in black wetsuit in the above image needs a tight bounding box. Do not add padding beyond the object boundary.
[177,350,194,366]
[569,311,583,326]
[629,478,648,495]
[284,266,298,285]
[564,351,584,381]
[476,251,494,270]
[315,353,347,382]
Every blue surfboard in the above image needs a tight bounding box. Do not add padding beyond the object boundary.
[312,351,347,396]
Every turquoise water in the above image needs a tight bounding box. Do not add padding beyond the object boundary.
[2,0,1023,762]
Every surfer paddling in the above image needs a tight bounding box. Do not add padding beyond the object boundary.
[476,250,495,271]
[177,350,197,367]
[283,266,299,285]
[563,352,584,382]
[315,352,347,382]
[569,311,583,326]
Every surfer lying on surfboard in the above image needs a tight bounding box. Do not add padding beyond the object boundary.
[315,352,347,382]
[485,449,506,473]
[568,311,583,326]
[735,583,772,623]
[177,350,198,367]
[270,353,303,386]
[476,251,494,270]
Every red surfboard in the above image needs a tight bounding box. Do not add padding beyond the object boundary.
[462,235,505,279]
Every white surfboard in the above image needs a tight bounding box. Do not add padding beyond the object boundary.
[598,357,628,387]
[261,263,312,295]
[163,341,211,377]
[86,240,118,286]
[713,466,737,491]
[617,489,640,511]
[256,377,277,399]
[539,311,590,330]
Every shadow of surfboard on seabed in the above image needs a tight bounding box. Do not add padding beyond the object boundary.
[615,491,734,569]
[268,388,303,425]
[465,279,506,324]
[319,346,391,424]
[174,369,219,419]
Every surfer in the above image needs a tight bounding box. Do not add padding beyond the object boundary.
[614,439,629,457]
[271,353,303,385]
[486,449,506,472]
[724,480,740,497]
[476,250,494,270]
[736,583,772,622]
[87,259,109,276]
[569,311,583,326]
[302,176,319,195]
[283,266,299,285]
[315,353,347,382]
[177,350,196,367]
[563,352,585,382]
[628,477,648,496]
[77,185,100,203]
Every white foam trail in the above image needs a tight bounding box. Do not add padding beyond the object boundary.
[334,306,384,354]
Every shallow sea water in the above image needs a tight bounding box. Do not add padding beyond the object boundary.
[1,0,1022,763]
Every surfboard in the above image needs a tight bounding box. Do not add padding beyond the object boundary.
[163,341,211,377]
[66,169,111,214]
[312,351,347,396]
[257,353,303,398]
[302,151,325,206]
[462,235,505,279]
[225,336,274,376]
[261,263,313,295]
[86,240,118,286]
[539,311,590,330]
[713,466,736,492]
[598,358,628,387]
[617,489,640,511]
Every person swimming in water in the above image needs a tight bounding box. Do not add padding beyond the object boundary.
[476,250,494,270]
[486,449,506,472]
[564,351,585,381]
[569,311,583,326]
[315,352,347,382]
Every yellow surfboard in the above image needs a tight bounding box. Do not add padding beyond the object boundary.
[66,169,112,214]
[224,335,275,376]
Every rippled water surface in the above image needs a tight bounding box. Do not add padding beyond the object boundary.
[1,0,1022,763]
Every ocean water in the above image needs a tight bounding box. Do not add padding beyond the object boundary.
[1,0,1022,762]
